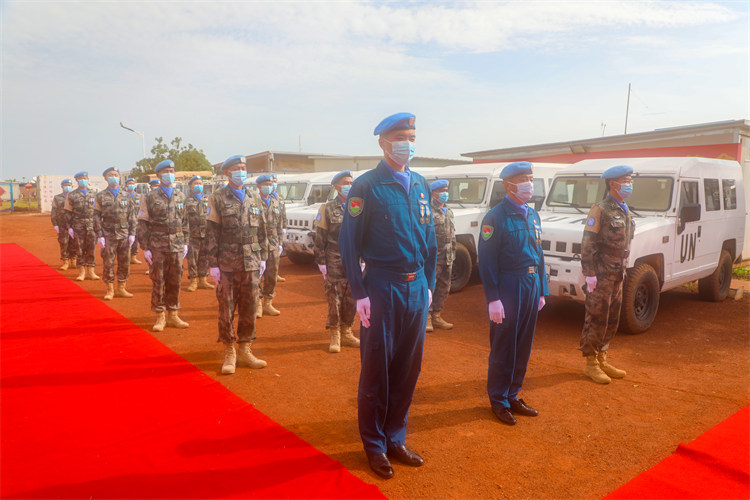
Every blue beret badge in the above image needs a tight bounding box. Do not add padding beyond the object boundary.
[481,224,494,241]
[587,217,596,226]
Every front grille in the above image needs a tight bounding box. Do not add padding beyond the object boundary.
[572,243,581,254]
[556,241,566,252]
[542,240,551,250]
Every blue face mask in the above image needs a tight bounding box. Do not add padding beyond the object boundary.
[438,192,449,204]
[340,185,352,198]
[386,140,415,166]
[193,184,203,193]
[260,185,273,196]
[617,183,633,200]
[78,179,88,188]
[126,184,135,192]
[63,185,72,193]
[107,177,119,187]
[231,170,247,185]
[272,182,278,192]
[161,173,175,186]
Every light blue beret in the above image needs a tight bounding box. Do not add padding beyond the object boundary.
[602,165,633,179]
[149,179,160,186]
[61,178,72,185]
[222,155,246,171]
[188,175,202,185]
[155,160,175,173]
[102,166,119,177]
[500,161,533,179]
[430,179,448,190]
[373,112,416,135]
[331,170,352,185]
[256,174,273,184]
[125,178,136,184]
[74,171,88,179]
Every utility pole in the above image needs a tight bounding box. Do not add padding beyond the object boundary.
[624,83,631,134]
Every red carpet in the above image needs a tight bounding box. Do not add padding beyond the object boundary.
[605,405,749,499]
[0,243,385,499]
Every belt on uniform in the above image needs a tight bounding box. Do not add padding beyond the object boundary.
[366,266,425,282]
[601,247,630,258]
[499,266,538,276]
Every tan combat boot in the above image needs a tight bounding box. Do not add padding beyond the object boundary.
[198,276,215,289]
[153,312,167,332]
[328,327,341,353]
[166,310,189,329]
[103,282,115,301]
[75,267,86,281]
[426,314,434,332]
[70,257,77,269]
[221,343,237,374]
[597,351,626,379]
[237,342,267,368]
[115,281,133,298]
[86,267,100,280]
[263,298,280,316]
[276,275,286,283]
[60,259,70,270]
[256,300,263,318]
[341,326,360,348]
[432,311,454,330]
[584,354,611,384]
[186,277,199,292]
[130,254,142,264]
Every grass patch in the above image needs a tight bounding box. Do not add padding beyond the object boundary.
[1,199,38,211]
[732,266,750,281]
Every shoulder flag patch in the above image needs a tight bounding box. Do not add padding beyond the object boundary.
[481,224,494,241]
[348,197,364,217]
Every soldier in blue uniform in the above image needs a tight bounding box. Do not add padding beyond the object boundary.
[477,161,548,426]
[339,112,437,480]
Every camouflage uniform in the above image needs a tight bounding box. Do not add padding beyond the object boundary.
[64,187,98,267]
[429,198,456,313]
[206,185,268,343]
[129,192,142,256]
[314,198,356,328]
[137,187,189,313]
[94,188,136,284]
[185,191,210,279]
[51,192,75,260]
[579,196,635,356]
[260,195,283,300]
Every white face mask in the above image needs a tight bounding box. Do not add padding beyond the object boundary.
[510,181,534,204]
[384,139,415,166]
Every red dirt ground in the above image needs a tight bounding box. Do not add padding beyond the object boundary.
[3,213,749,499]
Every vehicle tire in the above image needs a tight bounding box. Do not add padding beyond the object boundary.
[621,263,660,334]
[450,243,472,293]
[698,250,732,302]
[286,251,314,265]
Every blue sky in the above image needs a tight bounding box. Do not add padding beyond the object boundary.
[2,1,748,181]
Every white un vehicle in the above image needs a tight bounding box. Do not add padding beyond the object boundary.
[541,157,746,333]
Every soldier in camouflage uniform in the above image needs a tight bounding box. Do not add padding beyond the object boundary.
[137,160,190,332]
[184,176,214,292]
[256,174,283,317]
[580,165,635,384]
[314,170,361,353]
[271,174,287,283]
[206,155,268,375]
[51,178,75,270]
[65,171,100,281]
[427,179,456,332]
[94,167,137,300]
[125,178,143,265]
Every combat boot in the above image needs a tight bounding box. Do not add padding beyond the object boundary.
[152,312,166,332]
[75,267,86,281]
[70,257,77,269]
[276,275,286,282]
[426,315,433,332]
[328,327,341,353]
[166,310,189,329]
[256,301,263,318]
[584,354,611,384]
[130,254,142,264]
[60,259,70,270]
[263,298,280,316]
[341,326,360,348]
[237,342,267,368]
[221,343,237,374]
[186,277,199,292]
[597,351,626,379]
[115,281,133,298]
[85,267,100,280]
[103,282,115,301]
[198,276,215,289]
[432,312,454,330]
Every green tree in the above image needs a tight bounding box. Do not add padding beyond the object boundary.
[130,136,211,181]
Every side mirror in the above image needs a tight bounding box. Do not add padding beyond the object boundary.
[677,203,700,234]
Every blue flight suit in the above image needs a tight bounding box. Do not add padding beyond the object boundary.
[339,160,437,455]
[478,196,549,410]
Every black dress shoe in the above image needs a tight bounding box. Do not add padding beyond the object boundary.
[366,452,394,479]
[509,398,539,417]
[492,406,517,425]
[387,445,425,467]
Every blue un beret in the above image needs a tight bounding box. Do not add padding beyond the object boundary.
[373,112,416,135]
[256,174,273,184]
[500,161,533,179]
[331,170,352,185]
[102,166,119,177]
[125,178,136,184]
[149,179,160,186]
[602,165,634,180]
[154,160,175,174]
[222,155,246,171]
[188,175,202,185]
[74,171,88,179]
[430,179,448,190]
[61,178,72,185]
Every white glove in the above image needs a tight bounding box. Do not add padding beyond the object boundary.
[318,264,327,279]
[282,228,287,237]
[278,245,283,255]
[183,245,188,260]
[538,296,546,311]
[68,228,75,239]
[210,267,221,284]
[143,250,153,265]
[97,237,106,249]
[128,235,135,247]
[54,226,59,233]
[428,289,433,308]
[585,276,597,293]
[357,297,371,328]
[488,299,505,324]
[259,260,266,276]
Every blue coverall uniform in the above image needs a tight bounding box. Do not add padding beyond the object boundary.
[478,196,549,409]
[339,160,437,455]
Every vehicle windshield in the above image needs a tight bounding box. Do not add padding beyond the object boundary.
[445,178,487,204]
[307,184,332,204]
[278,182,307,202]
[547,176,674,211]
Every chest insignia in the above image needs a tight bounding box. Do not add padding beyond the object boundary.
[482,225,494,241]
